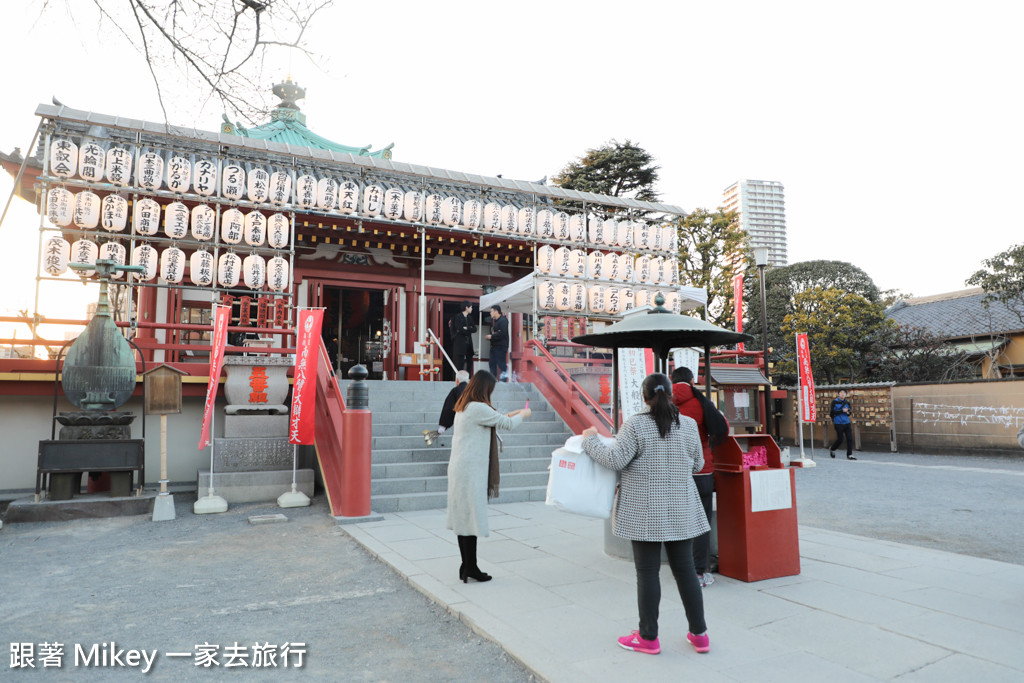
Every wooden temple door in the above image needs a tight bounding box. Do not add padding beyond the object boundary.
[383,286,401,380]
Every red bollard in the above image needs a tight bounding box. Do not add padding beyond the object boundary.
[340,409,372,517]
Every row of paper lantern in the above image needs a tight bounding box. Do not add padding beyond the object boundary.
[536,280,683,315]
[41,236,289,290]
[46,188,292,248]
[536,246,679,285]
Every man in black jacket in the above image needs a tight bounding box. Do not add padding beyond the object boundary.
[450,301,477,373]
[424,370,470,445]
[486,304,509,381]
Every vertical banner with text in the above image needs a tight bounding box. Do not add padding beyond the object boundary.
[617,347,655,422]
[290,308,324,445]
[733,273,744,351]
[198,304,231,449]
[796,332,817,423]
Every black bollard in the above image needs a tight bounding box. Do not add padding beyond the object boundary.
[346,364,369,409]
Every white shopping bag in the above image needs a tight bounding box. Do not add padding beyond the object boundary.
[545,437,617,518]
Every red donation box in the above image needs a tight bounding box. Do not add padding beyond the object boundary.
[713,434,800,582]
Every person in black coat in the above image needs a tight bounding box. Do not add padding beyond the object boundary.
[424,370,469,445]
[450,301,477,373]
[486,304,509,381]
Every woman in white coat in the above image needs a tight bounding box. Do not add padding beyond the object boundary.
[446,370,530,582]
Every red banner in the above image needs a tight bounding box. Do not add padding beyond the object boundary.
[198,304,231,449]
[289,308,324,445]
[796,332,817,422]
[733,273,744,351]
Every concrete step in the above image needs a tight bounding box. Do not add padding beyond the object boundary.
[370,484,548,513]
[370,420,572,437]
[372,443,560,464]
[372,431,571,450]
[371,471,548,496]
[371,456,551,480]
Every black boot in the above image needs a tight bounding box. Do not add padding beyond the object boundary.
[464,535,492,582]
[457,535,471,582]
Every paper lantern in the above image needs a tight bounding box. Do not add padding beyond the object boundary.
[536,244,555,274]
[49,139,78,178]
[665,292,681,314]
[338,180,359,214]
[160,246,186,283]
[267,213,290,249]
[42,236,70,276]
[77,142,104,182]
[620,253,635,282]
[217,252,241,288]
[553,246,571,276]
[71,239,98,277]
[588,217,604,245]
[424,193,443,225]
[536,209,554,239]
[569,215,586,243]
[555,282,572,311]
[243,254,266,289]
[483,202,501,231]
[244,211,266,246]
[99,242,126,278]
[588,251,605,280]
[588,286,606,314]
[442,196,462,227]
[648,256,663,285]
[106,147,133,186]
[620,288,634,312]
[166,156,192,194]
[189,250,215,286]
[633,222,650,250]
[635,255,653,284]
[662,225,677,253]
[500,205,518,234]
[568,249,587,278]
[383,187,404,219]
[363,184,385,217]
[46,187,74,227]
[617,220,633,248]
[73,191,100,229]
[296,174,317,208]
[602,218,618,246]
[554,212,571,241]
[518,206,535,236]
[164,201,189,239]
[462,199,483,229]
[246,167,270,203]
[192,158,217,196]
[99,195,128,232]
[651,225,664,251]
[267,256,289,292]
[317,177,338,210]
[131,244,158,282]
[635,289,652,308]
[137,151,164,190]
[606,287,622,315]
[403,191,424,222]
[133,198,161,236]
[191,204,215,241]
[266,170,290,206]
[603,252,620,281]
[570,283,587,312]
[668,259,679,284]
[221,163,245,200]
[221,208,244,244]
[538,281,557,310]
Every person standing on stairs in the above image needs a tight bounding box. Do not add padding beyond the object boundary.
[446,370,531,583]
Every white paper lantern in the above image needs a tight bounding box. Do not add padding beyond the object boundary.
[42,236,70,276]
[221,207,244,244]
[633,222,650,250]
[442,197,462,227]
[662,225,677,253]
[71,239,98,277]
[538,281,557,310]
[267,213,290,249]
[636,255,654,284]
[99,195,128,232]
[669,259,679,285]
[601,218,618,247]
[588,286,606,314]
[620,253,635,282]
[383,188,404,219]
[73,191,100,229]
[588,251,605,280]
[49,139,78,178]
[665,292,681,314]
[570,283,587,312]
[617,220,633,248]
[244,211,266,246]
[363,184,385,217]
[77,142,105,182]
[500,205,517,234]
[243,253,266,289]
[603,252,620,281]
[569,215,586,242]
[651,225,664,251]
[555,282,572,311]
[46,187,73,227]
[424,193,443,225]
[483,202,501,231]
[462,199,483,229]
[106,148,133,186]
[606,287,623,315]
[192,158,217,196]
[636,289,653,308]
[99,242,126,278]
[137,151,164,190]
[189,250,215,286]
[317,177,338,210]
[269,171,292,206]
[164,201,189,239]
[536,245,555,274]
[296,174,318,208]
[554,246,571,276]
[536,209,554,239]
[587,217,604,245]
[518,206,535,236]
[133,198,161,236]
[622,288,635,311]
[569,249,587,278]
[338,180,359,214]
[554,211,571,241]
[403,191,424,222]
[217,252,241,288]
[166,156,192,194]
[160,246,186,283]
[247,167,270,203]
[267,256,289,292]
[221,163,245,200]
[131,244,158,282]
[191,204,215,241]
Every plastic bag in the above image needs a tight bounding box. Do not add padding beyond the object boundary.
[545,437,617,518]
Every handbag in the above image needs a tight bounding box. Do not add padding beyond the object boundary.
[545,441,617,519]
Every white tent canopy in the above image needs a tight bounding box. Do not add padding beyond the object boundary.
[479,273,707,315]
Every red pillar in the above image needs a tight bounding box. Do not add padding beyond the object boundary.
[510,312,525,380]
[340,409,372,517]
[135,286,158,361]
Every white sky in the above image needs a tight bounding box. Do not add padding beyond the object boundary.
[2,0,1022,338]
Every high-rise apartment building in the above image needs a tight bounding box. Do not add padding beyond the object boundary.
[722,179,788,266]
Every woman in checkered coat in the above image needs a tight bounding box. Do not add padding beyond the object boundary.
[582,372,711,656]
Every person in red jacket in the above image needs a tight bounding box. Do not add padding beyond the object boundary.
[671,366,723,587]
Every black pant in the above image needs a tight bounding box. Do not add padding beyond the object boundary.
[831,423,853,455]
[692,474,714,574]
[631,539,706,641]
[453,339,473,373]
[489,346,508,380]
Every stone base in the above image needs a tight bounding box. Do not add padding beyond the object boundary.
[212,437,292,472]
[4,493,155,523]
[197,469,314,504]
[223,414,290,438]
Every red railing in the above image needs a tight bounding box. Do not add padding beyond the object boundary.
[521,339,614,436]
[312,337,348,516]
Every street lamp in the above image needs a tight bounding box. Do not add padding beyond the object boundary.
[753,246,772,436]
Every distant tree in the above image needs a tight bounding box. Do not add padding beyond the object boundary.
[967,242,1024,325]
[869,325,975,383]
[674,208,747,327]
[552,140,660,202]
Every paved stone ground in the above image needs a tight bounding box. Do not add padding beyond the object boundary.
[0,496,534,682]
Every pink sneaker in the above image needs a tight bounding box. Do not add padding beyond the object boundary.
[687,632,710,653]
[617,630,660,655]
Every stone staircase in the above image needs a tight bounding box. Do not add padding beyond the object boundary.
[341,379,573,513]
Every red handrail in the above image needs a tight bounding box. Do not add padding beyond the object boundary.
[521,340,613,435]
[312,337,348,516]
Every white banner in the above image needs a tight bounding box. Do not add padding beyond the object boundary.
[617,347,654,421]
